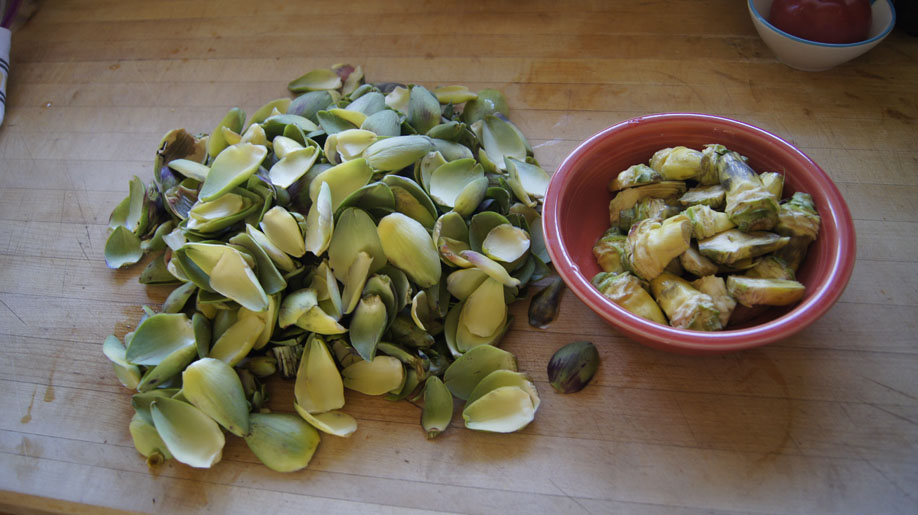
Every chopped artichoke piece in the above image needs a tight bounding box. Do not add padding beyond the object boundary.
[759,172,785,199]
[691,275,736,327]
[625,214,692,280]
[649,146,703,181]
[609,181,687,226]
[618,197,681,232]
[650,272,722,331]
[774,236,812,272]
[776,192,821,241]
[592,229,627,274]
[663,256,684,277]
[683,204,736,240]
[592,271,667,325]
[716,257,762,274]
[726,276,806,307]
[701,144,779,232]
[697,229,790,265]
[679,184,726,209]
[679,245,718,277]
[608,164,662,192]
[744,255,796,280]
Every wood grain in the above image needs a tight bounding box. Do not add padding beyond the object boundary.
[1,0,917,513]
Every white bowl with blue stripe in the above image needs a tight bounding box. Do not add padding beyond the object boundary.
[748,0,896,71]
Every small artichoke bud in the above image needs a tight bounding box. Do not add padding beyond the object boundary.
[421,376,453,439]
[547,341,599,394]
[528,276,564,329]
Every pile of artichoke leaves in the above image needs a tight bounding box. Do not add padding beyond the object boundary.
[102,65,553,472]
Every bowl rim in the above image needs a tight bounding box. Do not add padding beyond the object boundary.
[747,0,896,48]
[543,112,857,353]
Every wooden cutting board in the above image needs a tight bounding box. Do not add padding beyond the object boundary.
[2,1,917,513]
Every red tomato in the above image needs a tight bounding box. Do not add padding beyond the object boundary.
[769,0,872,44]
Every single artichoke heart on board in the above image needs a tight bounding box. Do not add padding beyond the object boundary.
[547,341,599,394]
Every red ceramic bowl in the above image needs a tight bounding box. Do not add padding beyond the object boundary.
[543,113,856,354]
